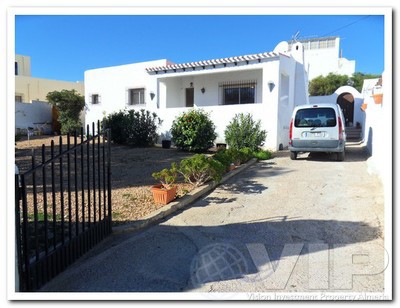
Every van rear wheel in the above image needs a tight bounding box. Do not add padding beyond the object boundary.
[290,151,297,160]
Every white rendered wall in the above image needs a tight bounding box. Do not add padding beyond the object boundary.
[15,101,52,130]
[84,59,169,127]
[158,103,278,150]
[303,38,355,80]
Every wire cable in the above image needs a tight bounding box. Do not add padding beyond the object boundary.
[321,15,371,37]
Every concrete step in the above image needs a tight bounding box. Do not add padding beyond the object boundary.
[346,127,362,140]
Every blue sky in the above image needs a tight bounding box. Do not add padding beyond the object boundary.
[15,15,385,82]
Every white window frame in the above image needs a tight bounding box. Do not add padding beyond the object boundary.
[127,88,146,106]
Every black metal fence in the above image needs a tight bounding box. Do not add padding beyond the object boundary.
[15,122,112,291]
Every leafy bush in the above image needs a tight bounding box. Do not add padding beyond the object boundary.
[224,113,267,152]
[46,89,85,134]
[171,109,217,152]
[253,149,273,160]
[152,163,178,189]
[103,109,162,146]
[178,154,225,187]
[102,111,129,144]
[238,147,254,163]
[213,149,233,169]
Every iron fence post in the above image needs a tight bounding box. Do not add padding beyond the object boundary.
[15,167,21,292]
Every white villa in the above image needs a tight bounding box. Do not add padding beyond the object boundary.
[84,41,309,151]
[289,36,356,81]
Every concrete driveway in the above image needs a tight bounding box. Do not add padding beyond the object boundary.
[41,142,386,296]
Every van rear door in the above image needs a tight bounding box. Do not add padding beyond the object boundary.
[292,107,339,148]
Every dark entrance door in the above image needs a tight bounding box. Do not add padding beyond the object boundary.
[186,88,194,107]
[337,93,354,127]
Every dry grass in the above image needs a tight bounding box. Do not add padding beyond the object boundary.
[15,135,194,226]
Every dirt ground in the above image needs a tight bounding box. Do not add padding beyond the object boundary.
[15,135,194,225]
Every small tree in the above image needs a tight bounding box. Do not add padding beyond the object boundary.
[308,73,349,96]
[224,113,267,151]
[46,89,85,134]
[171,109,217,152]
[308,72,381,96]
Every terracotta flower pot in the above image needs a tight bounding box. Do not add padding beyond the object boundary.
[361,103,368,111]
[151,184,177,205]
[373,94,383,104]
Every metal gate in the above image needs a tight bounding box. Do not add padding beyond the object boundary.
[15,122,112,291]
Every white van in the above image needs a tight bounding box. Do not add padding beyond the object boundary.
[288,103,346,161]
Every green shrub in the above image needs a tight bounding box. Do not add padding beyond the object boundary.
[224,113,267,152]
[178,154,225,187]
[253,149,273,160]
[171,109,217,152]
[46,89,85,135]
[238,147,254,163]
[103,109,162,146]
[213,149,233,168]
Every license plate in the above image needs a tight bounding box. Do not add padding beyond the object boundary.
[312,132,322,137]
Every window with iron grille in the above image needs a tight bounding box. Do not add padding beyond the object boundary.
[128,88,145,105]
[15,95,23,102]
[219,80,256,105]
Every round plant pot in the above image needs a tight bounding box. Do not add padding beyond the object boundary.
[162,140,171,149]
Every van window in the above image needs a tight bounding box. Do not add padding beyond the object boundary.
[295,107,336,128]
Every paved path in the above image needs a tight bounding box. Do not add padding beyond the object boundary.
[41,143,385,295]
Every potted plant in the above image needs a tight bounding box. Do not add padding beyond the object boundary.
[361,103,368,111]
[160,131,172,149]
[373,93,383,104]
[162,140,172,149]
[151,164,178,205]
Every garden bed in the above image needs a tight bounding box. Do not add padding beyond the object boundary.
[15,135,194,226]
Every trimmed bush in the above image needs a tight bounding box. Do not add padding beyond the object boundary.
[178,154,225,187]
[224,113,267,152]
[103,109,162,146]
[238,147,254,163]
[171,109,217,152]
[213,149,233,169]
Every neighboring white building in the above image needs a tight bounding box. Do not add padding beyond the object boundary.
[84,41,309,151]
[288,36,356,81]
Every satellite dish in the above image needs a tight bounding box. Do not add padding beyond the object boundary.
[273,41,289,53]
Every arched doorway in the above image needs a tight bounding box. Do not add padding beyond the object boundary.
[337,92,354,127]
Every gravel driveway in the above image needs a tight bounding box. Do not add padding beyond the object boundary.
[41,142,386,296]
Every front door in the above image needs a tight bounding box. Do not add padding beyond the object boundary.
[186,88,194,107]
